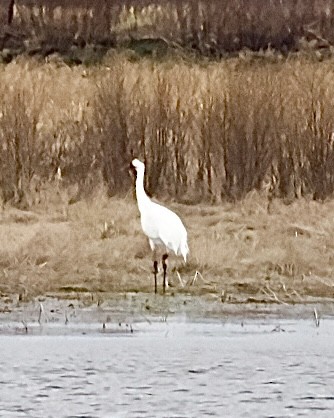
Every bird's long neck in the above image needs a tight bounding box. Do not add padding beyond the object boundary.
[135,168,151,213]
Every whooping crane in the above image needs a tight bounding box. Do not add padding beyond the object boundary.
[130,158,189,293]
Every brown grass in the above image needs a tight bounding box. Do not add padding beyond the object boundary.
[0,54,333,304]
[1,193,334,304]
[1,55,334,204]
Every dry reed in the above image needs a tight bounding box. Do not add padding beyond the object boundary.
[2,55,334,205]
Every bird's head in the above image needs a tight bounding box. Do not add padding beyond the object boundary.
[130,158,145,176]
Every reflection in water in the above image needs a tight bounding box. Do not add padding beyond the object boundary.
[0,320,334,417]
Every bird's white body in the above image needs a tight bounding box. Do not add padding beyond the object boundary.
[141,199,188,261]
[132,159,189,262]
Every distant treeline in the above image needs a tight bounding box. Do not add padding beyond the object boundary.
[1,0,334,57]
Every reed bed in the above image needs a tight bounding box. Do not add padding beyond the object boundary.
[0,53,333,302]
[1,55,334,206]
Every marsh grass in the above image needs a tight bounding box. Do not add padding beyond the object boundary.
[2,55,334,205]
[1,194,334,303]
[0,52,334,302]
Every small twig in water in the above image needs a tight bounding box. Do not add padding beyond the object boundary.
[161,313,168,322]
[21,320,28,333]
[100,221,109,239]
[188,270,206,286]
[271,325,285,333]
[279,279,287,293]
[283,288,303,302]
[38,303,44,324]
[191,271,198,285]
[313,308,320,327]
[140,313,152,324]
[262,285,289,305]
[176,271,184,287]
[221,290,227,303]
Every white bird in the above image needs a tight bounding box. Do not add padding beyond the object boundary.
[130,158,189,293]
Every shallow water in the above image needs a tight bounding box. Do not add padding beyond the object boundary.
[0,319,333,417]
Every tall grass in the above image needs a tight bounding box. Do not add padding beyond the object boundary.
[94,55,334,202]
[1,55,334,206]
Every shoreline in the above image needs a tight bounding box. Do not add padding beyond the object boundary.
[0,292,332,336]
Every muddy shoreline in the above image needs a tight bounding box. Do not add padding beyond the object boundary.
[0,292,333,336]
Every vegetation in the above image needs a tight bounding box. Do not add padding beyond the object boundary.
[1,55,334,206]
[1,2,334,305]
[2,0,334,58]
[1,192,334,305]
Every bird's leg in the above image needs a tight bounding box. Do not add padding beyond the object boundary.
[151,246,159,294]
[162,254,168,293]
[153,260,158,294]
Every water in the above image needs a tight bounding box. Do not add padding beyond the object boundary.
[0,319,333,417]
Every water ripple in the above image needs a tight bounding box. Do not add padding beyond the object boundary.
[0,319,333,417]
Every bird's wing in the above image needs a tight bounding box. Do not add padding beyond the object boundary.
[151,202,187,252]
